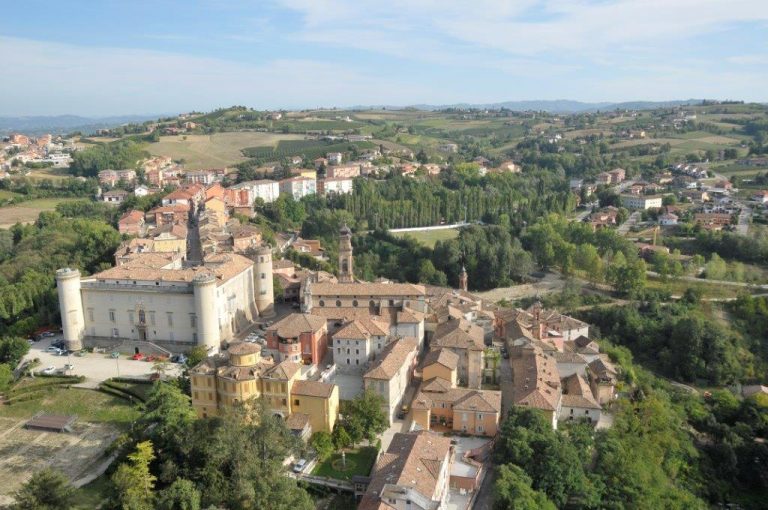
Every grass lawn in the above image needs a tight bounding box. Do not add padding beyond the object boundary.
[0,190,21,200]
[645,276,759,300]
[312,447,378,481]
[148,132,306,169]
[0,386,140,427]
[0,197,82,228]
[393,228,459,248]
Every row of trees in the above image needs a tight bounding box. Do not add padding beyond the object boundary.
[69,140,148,177]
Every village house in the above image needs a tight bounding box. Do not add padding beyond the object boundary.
[363,337,419,423]
[326,152,343,165]
[620,194,663,210]
[659,212,679,226]
[430,318,485,389]
[752,190,768,204]
[325,164,360,179]
[279,176,316,200]
[98,169,137,187]
[101,189,129,205]
[319,176,354,195]
[694,212,732,230]
[264,313,329,366]
[512,345,562,429]
[358,431,453,510]
[117,210,145,236]
[559,373,601,424]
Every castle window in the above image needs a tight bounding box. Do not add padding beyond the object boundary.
[87,309,94,322]
[261,273,266,279]
[167,312,173,327]
[294,399,300,406]
[190,314,197,328]
[369,300,375,307]
[352,300,358,307]
[319,300,325,307]
[108,310,116,322]
[336,300,341,307]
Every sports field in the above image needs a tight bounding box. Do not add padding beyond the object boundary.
[148,132,306,169]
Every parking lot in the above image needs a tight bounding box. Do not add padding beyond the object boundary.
[24,337,181,386]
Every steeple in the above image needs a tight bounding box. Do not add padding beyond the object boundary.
[459,265,468,292]
[338,223,354,282]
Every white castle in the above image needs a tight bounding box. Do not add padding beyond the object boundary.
[56,246,273,353]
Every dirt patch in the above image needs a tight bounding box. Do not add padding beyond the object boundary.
[0,417,118,505]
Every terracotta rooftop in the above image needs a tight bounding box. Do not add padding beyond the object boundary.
[228,342,262,356]
[292,380,336,399]
[562,373,601,410]
[286,412,310,431]
[263,359,302,380]
[422,349,459,371]
[364,337,418,380]
[311,281,425,297]
[89,253,253,286]
[511,346,562,412]
[412,378,501,414]
[432,319,484,351]
[267,313,326,338]
[359,431,452,510]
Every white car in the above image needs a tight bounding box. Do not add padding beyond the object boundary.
[292,459,307,473]
[41,366,56,375]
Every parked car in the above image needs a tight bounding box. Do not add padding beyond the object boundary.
[46,346,62,354]
[144,355,156,362]
[131,353,145,361]
[170,354,187,364]
[52,340,66,349]
[42,331,56,338]
[292,459,307,473]
[64,363,74,370]
[41,366,56,375]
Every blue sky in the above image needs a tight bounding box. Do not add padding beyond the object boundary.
[0,0,766,116]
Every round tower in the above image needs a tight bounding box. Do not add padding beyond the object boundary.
[301,276,313,313]
[193,273,220,352]
[338,223,354,282]
[56,268,85,351]
[254,245,275,317]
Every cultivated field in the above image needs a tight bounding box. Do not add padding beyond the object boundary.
[148,132,306,169]
[393,228,459,248]
[0,197,82,228]
[0,415,120,506]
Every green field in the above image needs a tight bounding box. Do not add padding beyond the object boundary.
[0,197,82,228]
[0,386,140,426]
[148,132,307,169]
[393,228,460,248]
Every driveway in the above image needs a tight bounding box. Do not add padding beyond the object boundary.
[24,337,181,387]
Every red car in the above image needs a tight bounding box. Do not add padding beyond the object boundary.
[131,353,144,361]
[144,355,156,362]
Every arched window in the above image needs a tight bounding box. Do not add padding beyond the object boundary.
[319,300,325,307]
[336,300,342,307]
[369,300,375,307]
[352,300,358,307]
[342,260,348,272]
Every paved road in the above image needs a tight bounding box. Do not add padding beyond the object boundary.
[23,337,181,386]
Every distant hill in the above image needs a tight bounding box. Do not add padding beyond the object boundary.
[0,114,162,136]
[352,99,703,113]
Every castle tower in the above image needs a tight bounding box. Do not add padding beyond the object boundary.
[193,273,220,352]
[459,265,468,292]
[338,224,354,282]
[254,245,275,317]
[56,268,85,351]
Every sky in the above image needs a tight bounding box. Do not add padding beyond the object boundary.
[0,0,766,116]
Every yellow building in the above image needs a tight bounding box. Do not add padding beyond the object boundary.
[190,342,340,434]
[291,380,339,433]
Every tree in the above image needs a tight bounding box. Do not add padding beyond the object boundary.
[309,431,334,461]
[332,424,353,450]
[112,440,157,510]
[342,389,388,445]
[185,346,208,368]
[12,468,75,510]
[156,479,201,510]
[136,383,196,460]
[0,337,30,365]
[494,464,556,510]
[152,360,170,379]
[0,363,13,391]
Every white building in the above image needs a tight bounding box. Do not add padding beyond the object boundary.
[279,176,316,200]
[331,317,389,371]
[56,247,274,353]
[558,373,602,424]
[659,213,679,226]
[620,194,663,210]
[319,177,354,195]
[363,337,418,423]
[327,152,343,165]
[134,185,151,197]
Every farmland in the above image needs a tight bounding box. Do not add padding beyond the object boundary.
[392,227,460,248]
[148,132,307,169]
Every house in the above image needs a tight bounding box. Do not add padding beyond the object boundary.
[98,169,137,187]
[162,189,195,208]
[331,316,390,371]
[608,168,626,183]
[358,431,453,510]
[265,313,329,366]
[431,318,485,389]
[589,207,619,229]
[363,337,419,423]
[752,191,768,204]
[133,185,153,197]
[511,345,562,429]
[319,176,354,195]
[422,349,459,387]
[101,189,129,205]
[438,143,459,153]
[117,210,145,236]
[185,170,216,185]
[290,380,339,434]
[325,164,360,179]
[694,212,732,230]
[620,194,663,210]
[559,373,601,424]
[279,176,316,200]
[147,205,189,226]
[587,357,618,405]
[682,189,710,203]
[230,179,281,204]
[290,238,324,259]
[327,152,343,165]
[596,172,612,185]
[497,160,520,173]
[659,213,679,226]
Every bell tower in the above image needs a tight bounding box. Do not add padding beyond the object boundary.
[338,224,354,282]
